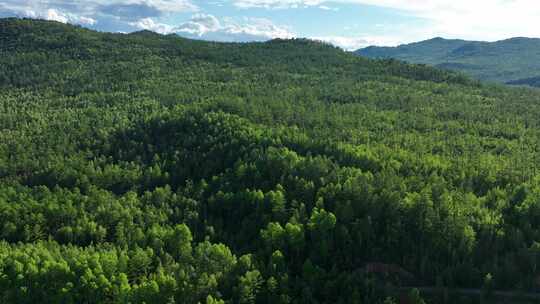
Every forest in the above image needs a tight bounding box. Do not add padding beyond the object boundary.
[2,18,540,303]
[357,37,540,87]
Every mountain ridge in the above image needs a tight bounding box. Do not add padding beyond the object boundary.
[356,36,540,86]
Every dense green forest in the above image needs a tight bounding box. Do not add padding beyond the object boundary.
[356,37,540,87]
[3,18,540,303]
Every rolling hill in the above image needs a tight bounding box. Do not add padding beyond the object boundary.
[357,37,540,86]
[2,18,540,303]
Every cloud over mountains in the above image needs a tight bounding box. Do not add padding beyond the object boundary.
[2,0,540,50]
[1,0,294,42]
[0,0,197,32]
[130,14,294,42]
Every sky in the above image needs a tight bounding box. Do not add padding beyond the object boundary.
[1,0,540,50]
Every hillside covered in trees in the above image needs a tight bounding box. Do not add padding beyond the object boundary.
[356,37,540,87]
[3,18,540,303]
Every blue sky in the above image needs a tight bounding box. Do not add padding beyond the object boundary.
[2,1,540,50]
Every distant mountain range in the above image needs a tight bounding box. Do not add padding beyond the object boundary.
[356,37,540,87]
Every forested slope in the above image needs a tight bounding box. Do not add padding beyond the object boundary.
[357,37,540,86]
[2,18,540,303]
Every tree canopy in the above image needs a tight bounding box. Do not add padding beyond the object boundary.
[2,18,540,303]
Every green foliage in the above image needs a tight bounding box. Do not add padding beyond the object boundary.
[2,18,540,303]
[357,37,540,86]
[408,288,426,304]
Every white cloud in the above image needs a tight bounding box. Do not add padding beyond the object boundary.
[314,35,401,50]
[233,0,324,9]
[45,8,68,23]
[232,0,540,42]
[129,13,295,41]
[175,13,222,36]
[174,14,295,41]
[349,0,540,40]
[0,0,197,31]
[1,0,294,42]
[129,17,174,33]
[78,16,97,25]
[318,5,338,11]
[130,13,393,49]
[142,0,198,13]
[12,7,97,25]
[224,17,294,39]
